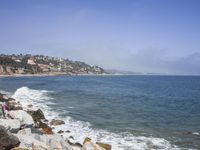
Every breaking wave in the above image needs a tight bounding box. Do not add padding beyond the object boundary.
[12,86,180,150]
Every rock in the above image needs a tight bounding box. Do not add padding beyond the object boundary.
[69,136,74,140]
[83,137,91,144]
[9,110,34,126]
[15,133,48,149]
[41,127,54,134]
[65,130,70,133]
[82,141,105,150]
[0,125,20,150]
[0,119,20,133]
[27,104,33,108]
[32,144,48,150]
[45,134,71,150]
[50,119,65,126]
[68,140,82,148]
[17,128,32,136]
[57,130,64,134]
[96,142,111,150]
[0,93,4,100]
[6,100,23,110]
[27,109,45,123]
[11,148,29,150]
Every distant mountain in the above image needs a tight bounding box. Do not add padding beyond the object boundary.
[0,54,106,75]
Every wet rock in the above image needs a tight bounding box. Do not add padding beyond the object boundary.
[0,125,20,150]
[96,142,111,150]
[6,100,23,110]
[57,130,64,134]
[9,110,34,126]
[27,109,45,123]
[41,127,54,134]
[50,119,65,126]
[0,119,20,133]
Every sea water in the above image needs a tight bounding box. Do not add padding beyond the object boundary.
[0,75,200,149]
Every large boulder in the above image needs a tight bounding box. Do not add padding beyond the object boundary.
[50,119,65,126]
[0,125,20,150]
[0,119,20,133]
[9,110,34,126]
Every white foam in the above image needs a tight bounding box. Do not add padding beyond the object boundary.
[11,86,180,150]
[192,132,200,136]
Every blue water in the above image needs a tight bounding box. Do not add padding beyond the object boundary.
[0,75,200,149]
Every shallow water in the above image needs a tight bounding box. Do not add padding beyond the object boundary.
[0,75,200,149]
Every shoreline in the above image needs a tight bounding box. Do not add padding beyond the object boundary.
[0,90,112,150]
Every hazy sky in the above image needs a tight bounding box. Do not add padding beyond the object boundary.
[0,0,200,75]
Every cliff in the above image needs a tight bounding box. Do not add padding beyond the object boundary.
[0,54,106,75]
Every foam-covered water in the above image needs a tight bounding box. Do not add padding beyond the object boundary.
[11,86,178,150]
[0,75,200,149]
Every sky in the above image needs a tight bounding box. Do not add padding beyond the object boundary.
[0,0,200,75]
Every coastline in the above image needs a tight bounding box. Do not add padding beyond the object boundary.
[0,91,111,150]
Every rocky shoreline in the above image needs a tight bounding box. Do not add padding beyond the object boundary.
[0,93,111,150]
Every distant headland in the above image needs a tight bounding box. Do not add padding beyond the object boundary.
[0,54,106,76]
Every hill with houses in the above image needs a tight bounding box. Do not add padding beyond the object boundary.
[0,54,106,75]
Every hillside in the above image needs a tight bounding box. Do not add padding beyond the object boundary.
[0,54,106,75]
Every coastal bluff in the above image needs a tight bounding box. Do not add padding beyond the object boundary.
[0,54,106,75]
[0,93,111,150]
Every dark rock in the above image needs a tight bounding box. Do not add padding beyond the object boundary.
[0,125,20,150]
[0,93,7,102]
[65,130,70,133]
[27,104,33,108]
[67,140,82,148]
[35,120,48,129]
[27,109,45,123]
[50,119,65,126]
[57,130,64,134]
[96,142,112,150]
[69,136,74,140]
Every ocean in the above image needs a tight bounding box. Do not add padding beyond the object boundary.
[0,75,199,150]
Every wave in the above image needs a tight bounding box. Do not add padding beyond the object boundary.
[12,86,180,150]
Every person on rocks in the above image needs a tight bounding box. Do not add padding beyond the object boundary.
[1,103,13,119]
